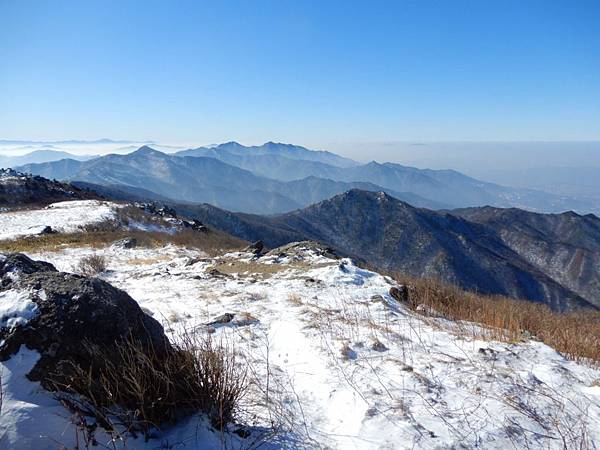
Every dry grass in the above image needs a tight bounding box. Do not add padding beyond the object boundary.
[210,258,336,280]
[76,254,107,277]
[210,259,288,278]
[54,331,247,439]
[391,273,600,365]
[0,227,245,257]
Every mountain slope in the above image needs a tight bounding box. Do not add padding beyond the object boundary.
[177,141,359,168]
[19,143,600,215]
[18,147,449,212]
[0,169,101,207]
[0,150,95,167]
[178,143,599,214]
[179,190,597,311]
[3,241,600,449]
[454,206,600,309]
[19,147,300,213]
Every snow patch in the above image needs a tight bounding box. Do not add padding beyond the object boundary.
[0,290,39,332]
[0,200,118,240]
[9,243,600,449]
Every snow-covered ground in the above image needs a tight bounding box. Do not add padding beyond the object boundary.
[2,242,599,449]
[0,200,119,240]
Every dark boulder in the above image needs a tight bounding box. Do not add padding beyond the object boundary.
[389,285,412,306]
[207,312,235,326]
[244,240,264,255]
[182,219,208,232]
[112,237,138,249]
[0,253,171,388]
[39,225,56,235]
[0,253,57,288]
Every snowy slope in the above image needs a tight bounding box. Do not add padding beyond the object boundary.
[1,242,597,449]
[0,200,118,240]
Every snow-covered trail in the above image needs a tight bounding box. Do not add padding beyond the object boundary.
[6,242,597,449]
[0,200,118,240]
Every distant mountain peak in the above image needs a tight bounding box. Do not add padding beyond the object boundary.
[217,141,244,148]
[263,141,293,148]
[131,145,163,156]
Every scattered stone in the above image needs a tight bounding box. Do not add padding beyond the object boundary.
[371,338,388,352]
[112,237,138,249]
[182,219,208,232]
[39,226,56,235]
[136,202,177,218]
[338,261,349,273]
[207,268,232,278]
[185,256,211,266]
[207,312,235,326]
[244,240,264,255]
[370,294,384,303]
[265,241,338,260]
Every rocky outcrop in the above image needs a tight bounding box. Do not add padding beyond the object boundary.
[244,240,264,255]
[0,253,170,388]
[265,241,338,260]
[0,170,100,207]
[194,191,595,312]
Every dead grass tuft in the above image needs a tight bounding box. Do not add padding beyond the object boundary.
[54,331,247,438]
[76,254,107,277]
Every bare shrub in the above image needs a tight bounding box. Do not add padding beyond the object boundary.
[76,254,107,277]
[78,219,121,233]
[114,205,152,227]
[53,331,247,439]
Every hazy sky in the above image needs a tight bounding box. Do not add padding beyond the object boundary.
[1,0,599,147]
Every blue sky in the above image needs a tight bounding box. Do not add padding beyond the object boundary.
[1,0,599,147]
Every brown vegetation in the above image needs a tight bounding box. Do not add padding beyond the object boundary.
[54,332,247,439]
[391,273,600,365]
[76,254,107,277]
[0,227,245,256]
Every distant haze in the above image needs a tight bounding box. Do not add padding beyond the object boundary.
[2,140,600,176]
[325,141,600,174]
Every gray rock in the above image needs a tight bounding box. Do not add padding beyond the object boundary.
[207,312,235,326]
[0,252,56,287]
[0,253,171,388]
[244,240,264,255]
[370,294,384,303]
[183,219,208,232]
[112,237,138,249]
[265,241,338,260]
[39,225,55,235]
[371,339,388,352]
[207,268,231,278]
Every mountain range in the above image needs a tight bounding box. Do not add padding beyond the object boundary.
[15,142,600,215]
[0,150,95,168]
[3,160,600,312]
[176,189,600,312]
